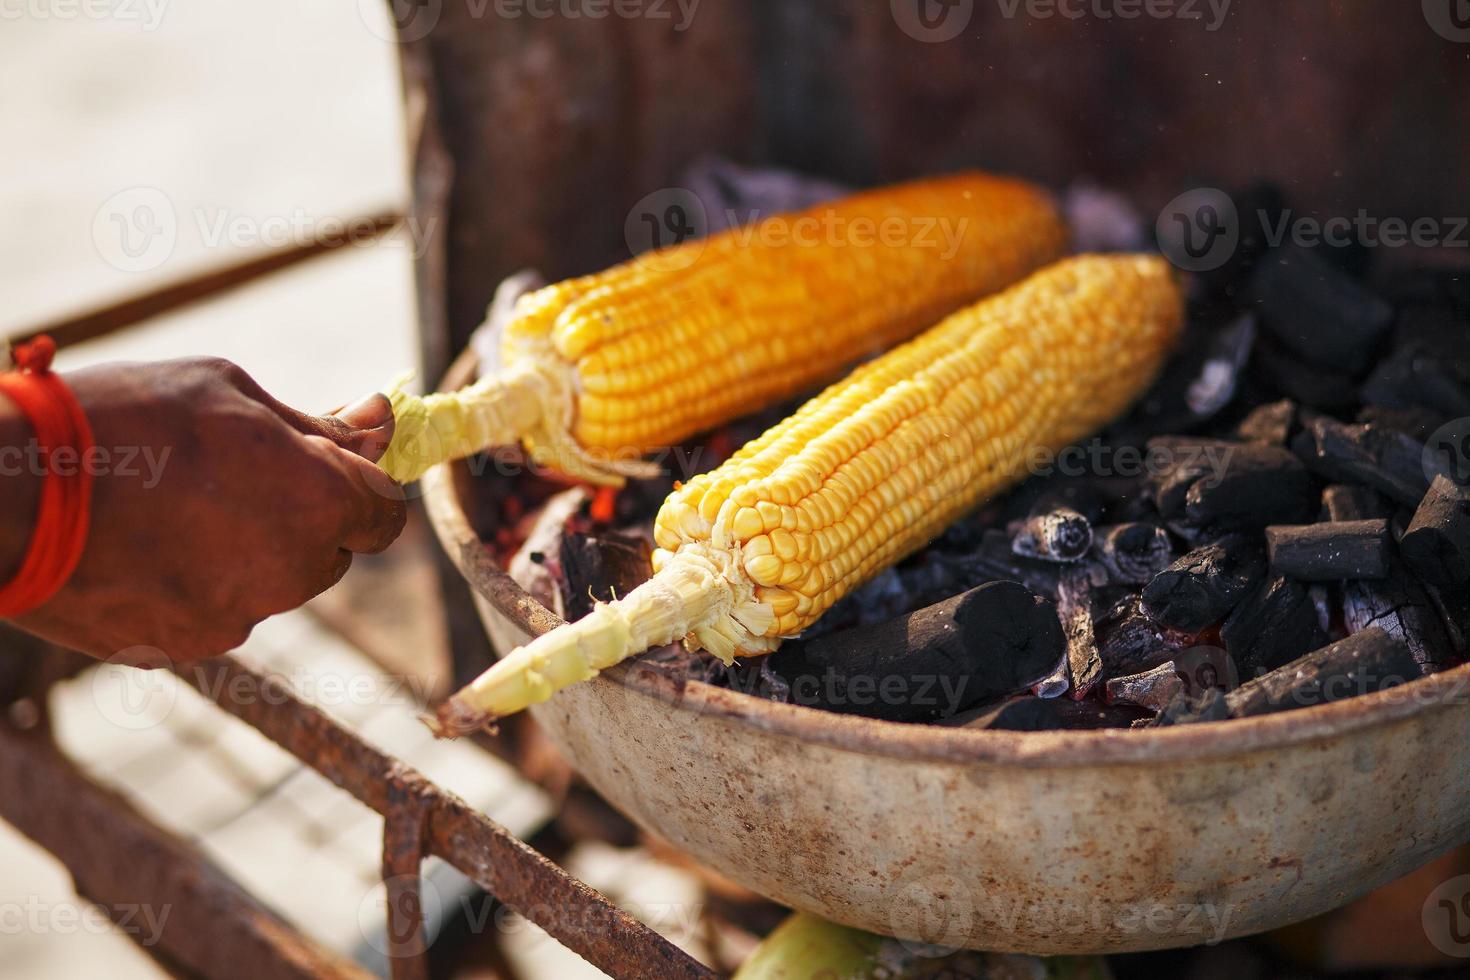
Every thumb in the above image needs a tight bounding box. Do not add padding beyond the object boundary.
[326,392,397,463]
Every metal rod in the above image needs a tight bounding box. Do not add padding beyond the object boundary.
[178,656,716,979]
[383,776,431,980]
[0,721,371,980]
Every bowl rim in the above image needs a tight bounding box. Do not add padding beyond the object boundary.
[424,350,1470,771]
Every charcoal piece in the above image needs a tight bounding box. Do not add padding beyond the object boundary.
[1012,507,1093,564]
[1057,566,1102,701]
[1234,399,1297,446]
[559,530,653,619]
[972,529,1062,599]
[1104,662,1183,712]
[1297,418,1432,507]
[767,581,1064,723]
[961,696,1149,732]
[1399,475,1470,589]
[1342,558,1451,674]
[1221,574,1329,678]
[1094,522,1174,585]
[1145,437,1246,518]
[1095,595,1179,679]
[1362,342,1470,419]
[1182,444,1318,529]
[1322,483,1392,522]
[1223,628,1417,719]
[1150,689,1230,727]
[1355,404,1443,444]
[1183,314,1256,419]
[1425,584,1470,659]
[1251,337,1361,413]
[1142,534,1266,632]
[1195,182,1289,298]
[1020,482,1111,526]
[1246,244,1394,374]
[1265,520,1392,581]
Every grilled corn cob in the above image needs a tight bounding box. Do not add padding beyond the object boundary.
[434,254,1183,736]
[380,172,1066,484]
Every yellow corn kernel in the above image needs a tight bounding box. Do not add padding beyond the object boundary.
[431,255,1183,734]
[381,172,1066,485]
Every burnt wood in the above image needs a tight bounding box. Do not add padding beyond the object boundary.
[1400,474,1470,589]
[1322,483,1392,522]
[1221,574,1329,678]
[1141,534,1266,632]
[1223,628,1417,719]
[1295,418,1431,507]
[1266,520,1392,581]
[1246,244,1394,374]
[767,581,1064,723]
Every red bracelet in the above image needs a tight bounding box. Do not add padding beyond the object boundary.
[0,336,96,617]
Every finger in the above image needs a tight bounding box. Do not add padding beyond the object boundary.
[308,436,408,554]
[228,366,396,462]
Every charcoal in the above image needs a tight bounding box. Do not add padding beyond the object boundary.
[1012,507,1093,564]
[972,529,1062,599]
[1057,566,1102,700]
[1246,244,1394,374]
[1141,534,1266,632]
[1221,574,1329,678]
[559,529,653,619]
[767,581,1064,723]
[1355,404,1443,444]
[1182,314,1256,419]
[1425,584,1470,660]
[1361,342,1470,419]
[1233,399,1297,446]
[1265,519,1392,581]
[1019,481,1111,525]
[1150,688,1230,727]
[1223,628,1417,719]
[1093,522,1174,585]
[1321,483,1392,522]
[1296,417,1432,507]
[1145,437,1246,518]
[1196,182,1289,299]
[1399,474,1470,589]
[1342,557,1451,675]
[1252,336,1361,413]
[961,696,1149,732]
[1095,595,1181,679]
[1104,662,1183,711]
[1182,444,1318,529]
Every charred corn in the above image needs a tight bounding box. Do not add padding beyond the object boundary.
[433,255,1183,735]
[380,172,1065,484]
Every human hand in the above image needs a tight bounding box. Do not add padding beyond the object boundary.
[3,357,406,663]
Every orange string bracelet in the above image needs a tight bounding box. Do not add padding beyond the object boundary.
[0,336,96,617]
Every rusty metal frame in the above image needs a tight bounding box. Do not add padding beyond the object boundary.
[0,650,714,979]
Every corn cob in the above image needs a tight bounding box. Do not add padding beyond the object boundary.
[433,255,1183,736]
[379,172,1066,485]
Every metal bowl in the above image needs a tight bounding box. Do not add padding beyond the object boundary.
[422,353,1470,954]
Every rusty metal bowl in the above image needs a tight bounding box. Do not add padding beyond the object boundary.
[422,351,1470,954]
